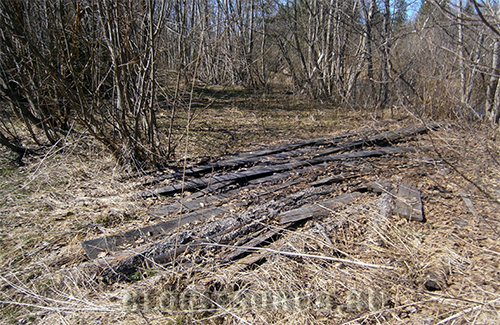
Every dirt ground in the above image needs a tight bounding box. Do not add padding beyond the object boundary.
[1,93,500,324]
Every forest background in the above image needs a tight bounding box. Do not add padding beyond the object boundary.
[1,0,499,167]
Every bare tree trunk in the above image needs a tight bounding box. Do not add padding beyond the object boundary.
[458,0,467,109]
[260,0,267,89]
[380,0,391,117]
[293,0,310,94]
[488,40,500,125]
[361,0,376,104]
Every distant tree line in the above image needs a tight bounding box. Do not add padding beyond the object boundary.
[0,0,499,166]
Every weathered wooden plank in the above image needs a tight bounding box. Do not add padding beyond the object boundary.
[224,253,268,274]
[140,146,417,197]
[246,164,322,185]
[148,186,244,216]
[278,192,363,224]
[311,172,364,186]
[181,180,234,200]
[145,133,356,184]
[144,124,436,187]
[247,171,293,185]
[395,182,424,222]
[312,124,435,158]
[222,228,282,262]
[82,206,229,259]
[353,181,393,194]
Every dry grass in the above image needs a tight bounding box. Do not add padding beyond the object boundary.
[1,94,500,324]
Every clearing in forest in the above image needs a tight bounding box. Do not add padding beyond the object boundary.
[1,101,499,324]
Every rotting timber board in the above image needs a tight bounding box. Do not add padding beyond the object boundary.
[222,228,282,262]
[145,133,356,185]
[311,124,436,158]
[140,146,417,197]
[148,185,245,216]
[278,192,363,224]
[142,124,436,189]
[311,171,366,186]
[82,206,229,259]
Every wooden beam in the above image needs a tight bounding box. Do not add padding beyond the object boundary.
[279,192,363,224]
[82,206,229,259]
[140,146,416,197]
[145,133,356,184]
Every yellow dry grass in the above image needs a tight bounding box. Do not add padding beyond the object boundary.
[0,97,499,324]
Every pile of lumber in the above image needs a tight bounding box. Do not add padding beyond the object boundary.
[81,124,435,282]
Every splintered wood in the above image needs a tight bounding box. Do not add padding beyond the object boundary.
[395,182,424,222]
[80,124,437,281]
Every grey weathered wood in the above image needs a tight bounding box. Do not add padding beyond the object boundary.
[353,181,393,194]
[141,146,417,197]
[145,133,356,184]
[222,228,282,262]
[148,186,244,216]
[314,222,333,244]
[224,253,268,273]
[181,180,234,200]
[247,164,325,185]
[82,206,229,259]
[460,191,478,217]
[395,182,424,222]
[312,172,364,186]
[312,124,436,158]
[279,192,363,224]
[142,124,436,190]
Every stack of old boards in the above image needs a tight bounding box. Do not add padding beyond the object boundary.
[81,124,435,282]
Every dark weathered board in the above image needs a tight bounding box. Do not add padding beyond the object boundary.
[143,124,435,187]
[224,253,268,274]
[82,206,229,259]
[352,181,393,193]
[145,133,356,184]
[311,172,364,186]
[395,182,424,221]
[180,180,233,200]
[312,124,435,158]
[222,228,282,262]
[278,192,363,224]
[141,146,417,197]
[148,185,246,216]
[246,164,324,185]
